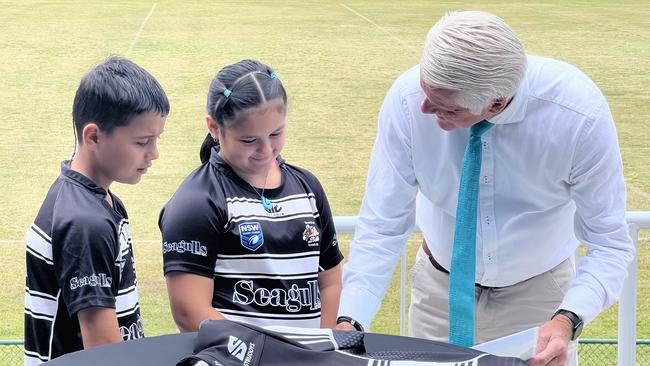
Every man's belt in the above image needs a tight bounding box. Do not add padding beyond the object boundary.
[421,240,501,289]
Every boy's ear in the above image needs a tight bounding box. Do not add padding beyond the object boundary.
[81,123,101,149]
[206,115,220,140]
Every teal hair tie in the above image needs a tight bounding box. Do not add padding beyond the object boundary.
[270,72,278,79]
[223,89,232,98]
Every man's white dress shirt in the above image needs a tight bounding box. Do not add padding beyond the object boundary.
[340,55,634,329]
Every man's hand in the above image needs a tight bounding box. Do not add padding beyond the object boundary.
[334,321,357,331]
[527,315,573,366]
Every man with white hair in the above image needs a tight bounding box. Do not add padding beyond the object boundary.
[336,11,634,366]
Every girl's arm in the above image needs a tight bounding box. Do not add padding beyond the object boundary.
[165,272,225,332]
[318,263,342,328]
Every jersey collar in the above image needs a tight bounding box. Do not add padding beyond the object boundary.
[60,160,107,196]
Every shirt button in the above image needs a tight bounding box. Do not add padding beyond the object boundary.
[483,175,489,184]
[483,141,488,150]
[485,216,491,224]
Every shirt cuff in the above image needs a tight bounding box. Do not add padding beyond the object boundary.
[338,285,382,331]
[559,284,603,324]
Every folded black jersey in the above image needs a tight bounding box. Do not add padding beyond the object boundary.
[178,320,526,366]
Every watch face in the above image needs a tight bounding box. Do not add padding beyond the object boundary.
[573,319,584,340]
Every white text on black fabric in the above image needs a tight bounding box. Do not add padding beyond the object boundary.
[232,280,321,312]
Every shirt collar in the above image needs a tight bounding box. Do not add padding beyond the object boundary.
[60,160,107,195]
[486,72,529,125]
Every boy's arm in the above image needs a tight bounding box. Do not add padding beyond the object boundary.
[165,272,225,332]
[77,307,123,348]
[318,263,342,328]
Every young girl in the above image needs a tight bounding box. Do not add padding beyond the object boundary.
[159,60,343,331]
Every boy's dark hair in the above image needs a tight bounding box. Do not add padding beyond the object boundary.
[72,56,170,141]
[199,59,287,163]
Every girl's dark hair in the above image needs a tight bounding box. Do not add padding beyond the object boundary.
[199,59,288,163]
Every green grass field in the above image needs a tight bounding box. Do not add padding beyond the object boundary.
[1,0,648,350]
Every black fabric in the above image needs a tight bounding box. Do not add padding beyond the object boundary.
[178,320,527,366]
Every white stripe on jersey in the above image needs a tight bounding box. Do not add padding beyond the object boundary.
[24,350,48,365]
[225,193,320,227]
[24,309,54,322]
[218,251,320,259]
[115,285,139,313]
[289,338,336,346]
[222,312,321,328]
[226,192,315,205]
[25,288,57,301]
[116,303,141,318]
[31,223,52,242]
[215,252,319,276]
[217,307,321,319]
[215,273,317,280]
[282,334,332,339]
[387,354,487,365]
[26,226,53,264]
[228,212,318,226]
[325,353,388,366]
[265,330,335,347]
[24,290,57,319]
[263,325,335,338]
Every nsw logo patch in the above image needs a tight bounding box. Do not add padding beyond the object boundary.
[239,222,264,251]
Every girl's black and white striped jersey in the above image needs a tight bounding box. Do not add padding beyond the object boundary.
[178,320,527,366]
[24,161,144,365]
[160,148,343,328]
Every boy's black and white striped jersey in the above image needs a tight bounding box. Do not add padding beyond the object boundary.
[24,161,143,365]
[178,320,527,366]
[160,148,343,328]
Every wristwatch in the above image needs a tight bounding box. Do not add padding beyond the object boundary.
[336,316,364,332]
[552,309,584,341]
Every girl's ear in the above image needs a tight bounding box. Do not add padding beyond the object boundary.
[81,123,101,149]
[206,115,220,140]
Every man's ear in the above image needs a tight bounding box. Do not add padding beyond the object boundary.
[81,123,101,150]
[488,98,509,114]
[206,115,220,140]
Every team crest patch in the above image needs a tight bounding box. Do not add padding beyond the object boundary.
[239,222,264,251]
[302,224,320,247]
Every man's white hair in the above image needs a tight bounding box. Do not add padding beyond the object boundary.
[420,11,527,114]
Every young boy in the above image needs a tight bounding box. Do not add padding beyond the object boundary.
[23,56,169,365]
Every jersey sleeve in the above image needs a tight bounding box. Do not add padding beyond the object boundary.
[51,214,118,316]
[296,169,344,271]
[159,182,223,278]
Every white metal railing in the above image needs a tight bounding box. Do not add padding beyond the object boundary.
[333,211,650,366]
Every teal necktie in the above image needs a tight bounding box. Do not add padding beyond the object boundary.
[448,120,494,347]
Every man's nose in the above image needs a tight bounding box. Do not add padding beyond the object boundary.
[421,98,437,115]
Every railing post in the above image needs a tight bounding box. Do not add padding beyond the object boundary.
[400,249,407,336]
[618,223,639,366]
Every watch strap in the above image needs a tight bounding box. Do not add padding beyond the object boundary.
[553,309,583,341]
[336,316,364,332]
